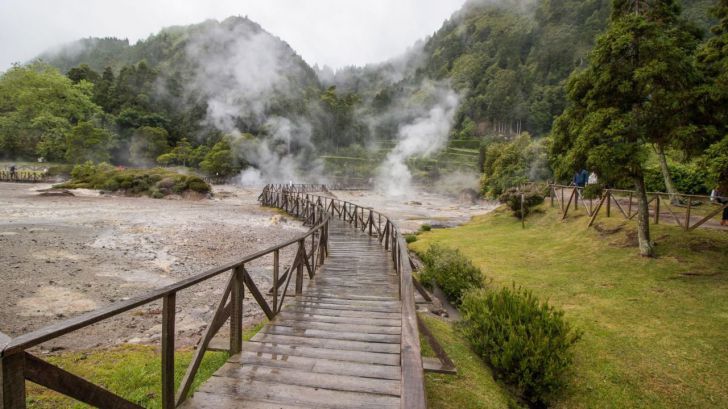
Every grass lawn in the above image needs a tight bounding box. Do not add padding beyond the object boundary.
[410,205,728,408]
[26,323,265,408]
[419,314,514,408]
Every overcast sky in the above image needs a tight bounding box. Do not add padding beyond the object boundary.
[0,0,467,72]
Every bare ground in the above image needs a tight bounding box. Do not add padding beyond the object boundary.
[0,183,305,352]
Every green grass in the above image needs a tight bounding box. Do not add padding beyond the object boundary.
[411,205,728,408]
[27,322,266,408]
[419,314,514,409]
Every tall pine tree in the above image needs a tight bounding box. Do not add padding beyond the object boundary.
[551,0,697,257]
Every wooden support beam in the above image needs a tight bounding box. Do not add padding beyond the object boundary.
[161,293,176,409]
[1,351,25,409]
[23,353,141,409]
[230,266,244,355]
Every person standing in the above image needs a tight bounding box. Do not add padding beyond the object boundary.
[711,184,728,226]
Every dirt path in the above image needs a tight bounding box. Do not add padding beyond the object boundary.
[0,183,305,352]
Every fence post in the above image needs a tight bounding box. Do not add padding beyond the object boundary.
[272,250,279,313]
[161,293,176,409]
[295,241,305,295]
[654,195,660,224]
[550,186,555,208]
[230,266,244,355]
[606,190,611,217]
[685,198,692,231]
[1,351,26,409]
[521,193,525,229]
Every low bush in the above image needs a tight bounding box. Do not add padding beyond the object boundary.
[405,234,418,243]
[419,244,485,306]
[499,187,545,219]
[420,224,432,232]
[460,286,582,406]
[59,162,211,198]
[581,183,603,200]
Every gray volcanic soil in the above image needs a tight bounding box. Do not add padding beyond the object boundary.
[0,183,305,351]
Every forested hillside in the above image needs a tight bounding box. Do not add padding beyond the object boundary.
[0,0,719,186]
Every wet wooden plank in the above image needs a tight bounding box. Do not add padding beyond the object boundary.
[250,333,399,354]
[261,325,401,344]
[239,343,400,366]
[272,319,401,335]
[196,378,400,409]
[211,363,401,395]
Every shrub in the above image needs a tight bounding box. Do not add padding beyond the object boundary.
[59,163,211,198]
[419,244,485,306]
[499,187,544,219]
[420,224,432,232]
[460,286,582,406]
[405,234,418,243]
[581,183,603,200]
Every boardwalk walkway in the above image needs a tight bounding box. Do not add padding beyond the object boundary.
[182,218,404,408]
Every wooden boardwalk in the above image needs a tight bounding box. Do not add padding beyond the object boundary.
[182,219,404,409]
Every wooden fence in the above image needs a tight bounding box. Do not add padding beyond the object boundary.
[1,184,426,409]
[550,184,728,231]
[0,171,51,183]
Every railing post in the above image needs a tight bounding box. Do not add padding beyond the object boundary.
[296,240,305,296]
[354,205,358,228]
[273,250,279,313]
[654,195,660,224]
[161,292,176,409]
[685,197,692,231]
[550,185,555,207]
[230,266,244,355]
[1,351,26,409]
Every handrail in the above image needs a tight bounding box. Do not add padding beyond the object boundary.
[1,189,331,409]
[259,185,426,409]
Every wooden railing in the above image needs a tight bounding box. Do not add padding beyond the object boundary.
[0,170,51,183]
[1,190,330,409]
[549,184,728,231]
[259,185,426,409]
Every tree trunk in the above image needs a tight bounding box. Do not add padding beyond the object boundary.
[633,174,655,257]
[655,143,679,202]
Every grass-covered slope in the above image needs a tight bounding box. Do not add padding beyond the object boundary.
[411,205,728,408]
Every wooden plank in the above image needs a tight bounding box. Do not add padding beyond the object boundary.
[290,301,400,313]
[272,320,401,335]
[242,268,274,320]
[196,378,400,409]
[261,325,400,344]
[282,306,400,319]
[275,311,400,327]
[240,343,400,366]
[23,353,141,409]
[180,391,310,409]
[250,333,400,354]
[211,363,401,395]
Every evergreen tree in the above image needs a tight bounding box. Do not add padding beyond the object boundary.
[551,0,697,257]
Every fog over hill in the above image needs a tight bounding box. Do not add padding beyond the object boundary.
[19,0,718,193]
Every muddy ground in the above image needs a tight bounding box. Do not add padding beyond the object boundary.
[0,183,494,353]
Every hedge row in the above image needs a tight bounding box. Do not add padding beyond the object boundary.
[58,162,211,198]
